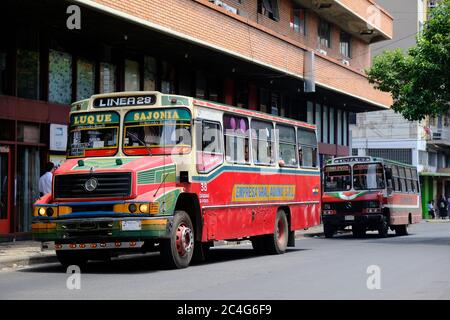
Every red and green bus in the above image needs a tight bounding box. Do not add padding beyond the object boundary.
[33,91,321,269]
[322,156,422,238]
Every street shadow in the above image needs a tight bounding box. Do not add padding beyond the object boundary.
[19,246,308,275]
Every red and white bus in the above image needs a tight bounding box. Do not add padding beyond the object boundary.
[33,91,321,269]
[322,156,422,238]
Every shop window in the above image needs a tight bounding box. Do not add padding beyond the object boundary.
[161,61,175,94]
[318,19,331,48]
[224,114,250,164]
[178,69,192,96]
[258,0,279,21]
[236,80,248,109]
[277,125,297,167]
[271,92,280,115]
[208,75,219,102]
[76,58,95,100]
[125,59,140,91]
[99,62,117,94]
[251,120,274,165]
[290,8,306,35]
[17,49,40,99]
[49,50,73,105]
[144,56,157,91]
[340,32,352,58]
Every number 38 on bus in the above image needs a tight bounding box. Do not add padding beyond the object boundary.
[32,91,321,269]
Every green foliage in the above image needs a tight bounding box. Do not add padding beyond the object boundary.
[366,0,450,121]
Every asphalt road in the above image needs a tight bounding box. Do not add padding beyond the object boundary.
[1,221,450,300]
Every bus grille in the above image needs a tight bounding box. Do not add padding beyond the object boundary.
[54,173,132,199]
[335,201,364,213]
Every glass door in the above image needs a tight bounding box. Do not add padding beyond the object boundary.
[0,147,11,234]
[17,146,40,232]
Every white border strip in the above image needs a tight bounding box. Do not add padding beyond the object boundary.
[203,201,320,209]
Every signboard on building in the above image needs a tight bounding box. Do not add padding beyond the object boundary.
[50,124,68,151]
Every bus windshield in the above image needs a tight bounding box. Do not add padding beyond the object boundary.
[353,163,385,190]
[68,111,119,158]
[123,108,192,155]
[324,165,351,192]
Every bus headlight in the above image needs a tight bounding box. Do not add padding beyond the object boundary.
[139,204,149,213]
[46,207,54,217]
[128,204,137,213]
[38,208,46,216]
[323,203,332,210]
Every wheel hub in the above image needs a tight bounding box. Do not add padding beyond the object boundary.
[176,224,193,256]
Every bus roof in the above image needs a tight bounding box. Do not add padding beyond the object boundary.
[70,91,316,131]
[326,156,416,168]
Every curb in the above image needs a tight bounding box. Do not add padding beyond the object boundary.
[0,255,58,270]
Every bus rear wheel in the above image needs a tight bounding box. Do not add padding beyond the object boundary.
[394,224,408,236]
[160,211,194,269]
[378,217,389,238]
[265,210,288,254]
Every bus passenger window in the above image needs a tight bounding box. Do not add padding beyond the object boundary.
[297,128,317,167]
[223,115,249,164]
[251,120,274,165]
[196,120,223,173]
[277,125,298,167]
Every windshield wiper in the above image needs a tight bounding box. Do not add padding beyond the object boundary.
[126,131,153,156]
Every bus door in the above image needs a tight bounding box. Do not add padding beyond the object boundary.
[0,146,11,234]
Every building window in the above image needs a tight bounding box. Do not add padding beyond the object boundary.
[124,59,140,91]
[76,58,95,101]
[17,49,40,100]
[367,149,413,165]
[161,61,175,94]
[315,103,322,143]
[49,50,73,105]
[330,107,335,144]
[323,105,328,144]
[0,51,6,94]
[99,62,117,94]
[318,19,331,48]
[307,101,314,124]
[258,0,279,21]
[290,8,306,34]
[271,92,280,115]
[340,31,352,58]
[337,109,342,145]
[259,88,269,113]
[196,70,207,99]
[144,56,157,91]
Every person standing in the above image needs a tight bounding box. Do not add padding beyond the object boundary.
[427,200,435,219]
[438,195,448,219]
[39,162,54,197]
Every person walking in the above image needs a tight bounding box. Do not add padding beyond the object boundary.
[39,162,54,197]
[427,200,435,219]
[438,195,448,219]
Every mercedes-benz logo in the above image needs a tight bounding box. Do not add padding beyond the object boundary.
[345,202,352,209]
[84,177,98,192]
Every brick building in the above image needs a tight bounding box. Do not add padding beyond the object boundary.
[0,0,393,238]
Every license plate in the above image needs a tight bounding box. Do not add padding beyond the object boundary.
[121,220,142,231]
[344,215,355,221]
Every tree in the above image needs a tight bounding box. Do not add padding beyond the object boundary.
[366,0,450,121]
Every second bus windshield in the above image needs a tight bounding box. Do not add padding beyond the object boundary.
[324,163,385,192]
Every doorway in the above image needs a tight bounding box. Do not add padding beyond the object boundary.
[0,146,11,234]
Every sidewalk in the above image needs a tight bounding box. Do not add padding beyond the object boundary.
[0,224,325,270]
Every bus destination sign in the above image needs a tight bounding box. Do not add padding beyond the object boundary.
[93,95,156,108]
[333,157,371,163]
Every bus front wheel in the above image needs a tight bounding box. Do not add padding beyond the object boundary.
[378,217,389,238]
[265,210,288,254]
[160,211,195,269]
[394,224,408,236]
[323,223,335,238]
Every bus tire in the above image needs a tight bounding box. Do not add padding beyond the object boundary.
[378,217,389,238]
[323,223,335,238]
[265,210,288,254]
[56,250,88,268]
[160,211,194,269]
[394,224,408,236]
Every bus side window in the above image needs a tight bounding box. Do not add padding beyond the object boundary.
[277,124,297,167]
[223,114,250,164]
[297,128,318,168]
[251,120,275,166]
[196,120,223,173]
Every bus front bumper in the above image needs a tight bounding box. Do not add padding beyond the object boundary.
[32,216,173,243]
[322,213,385,228]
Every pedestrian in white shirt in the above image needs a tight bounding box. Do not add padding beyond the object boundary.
[39,162,54,197]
